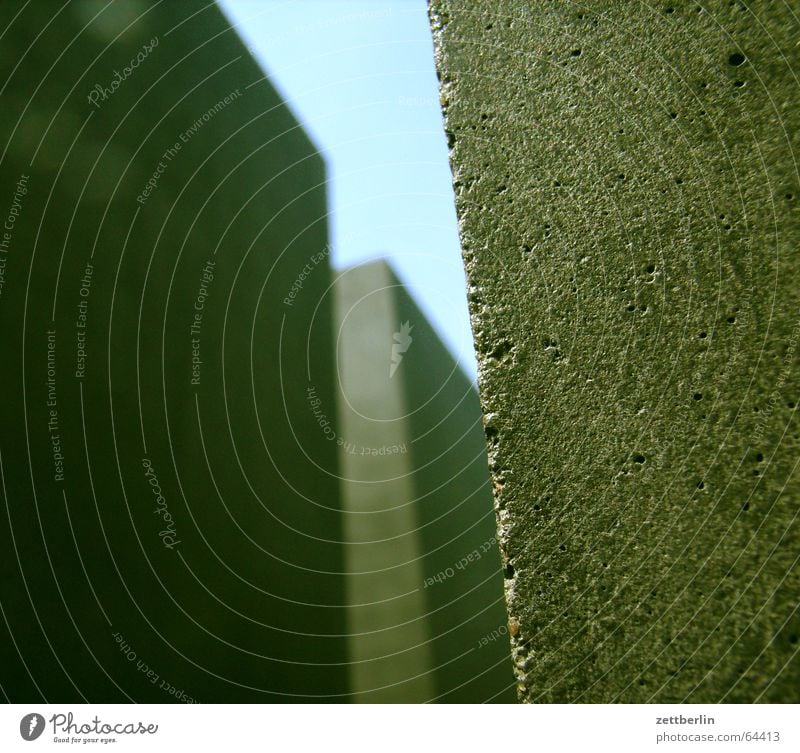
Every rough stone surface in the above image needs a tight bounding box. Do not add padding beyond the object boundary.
[430,0,800,702]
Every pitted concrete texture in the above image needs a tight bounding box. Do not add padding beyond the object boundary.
[429,1,800,702]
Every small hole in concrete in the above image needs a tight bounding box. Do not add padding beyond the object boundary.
[489,339,513,360]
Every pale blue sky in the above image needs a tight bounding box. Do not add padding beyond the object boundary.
[217,0,476,379]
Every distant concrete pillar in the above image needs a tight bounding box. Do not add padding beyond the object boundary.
[335,260,515,702]
[336,261,435,702]
[430,0,800,702]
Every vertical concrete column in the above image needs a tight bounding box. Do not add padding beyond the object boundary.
[336,261,435,702]
[430,1,800,701]
[0,0,346,702]
[335,260,515,701]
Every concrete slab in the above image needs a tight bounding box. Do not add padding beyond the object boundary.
[430,0,800,702]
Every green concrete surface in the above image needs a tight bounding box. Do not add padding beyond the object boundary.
[429,0,800,702]
[0,0,345,702]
